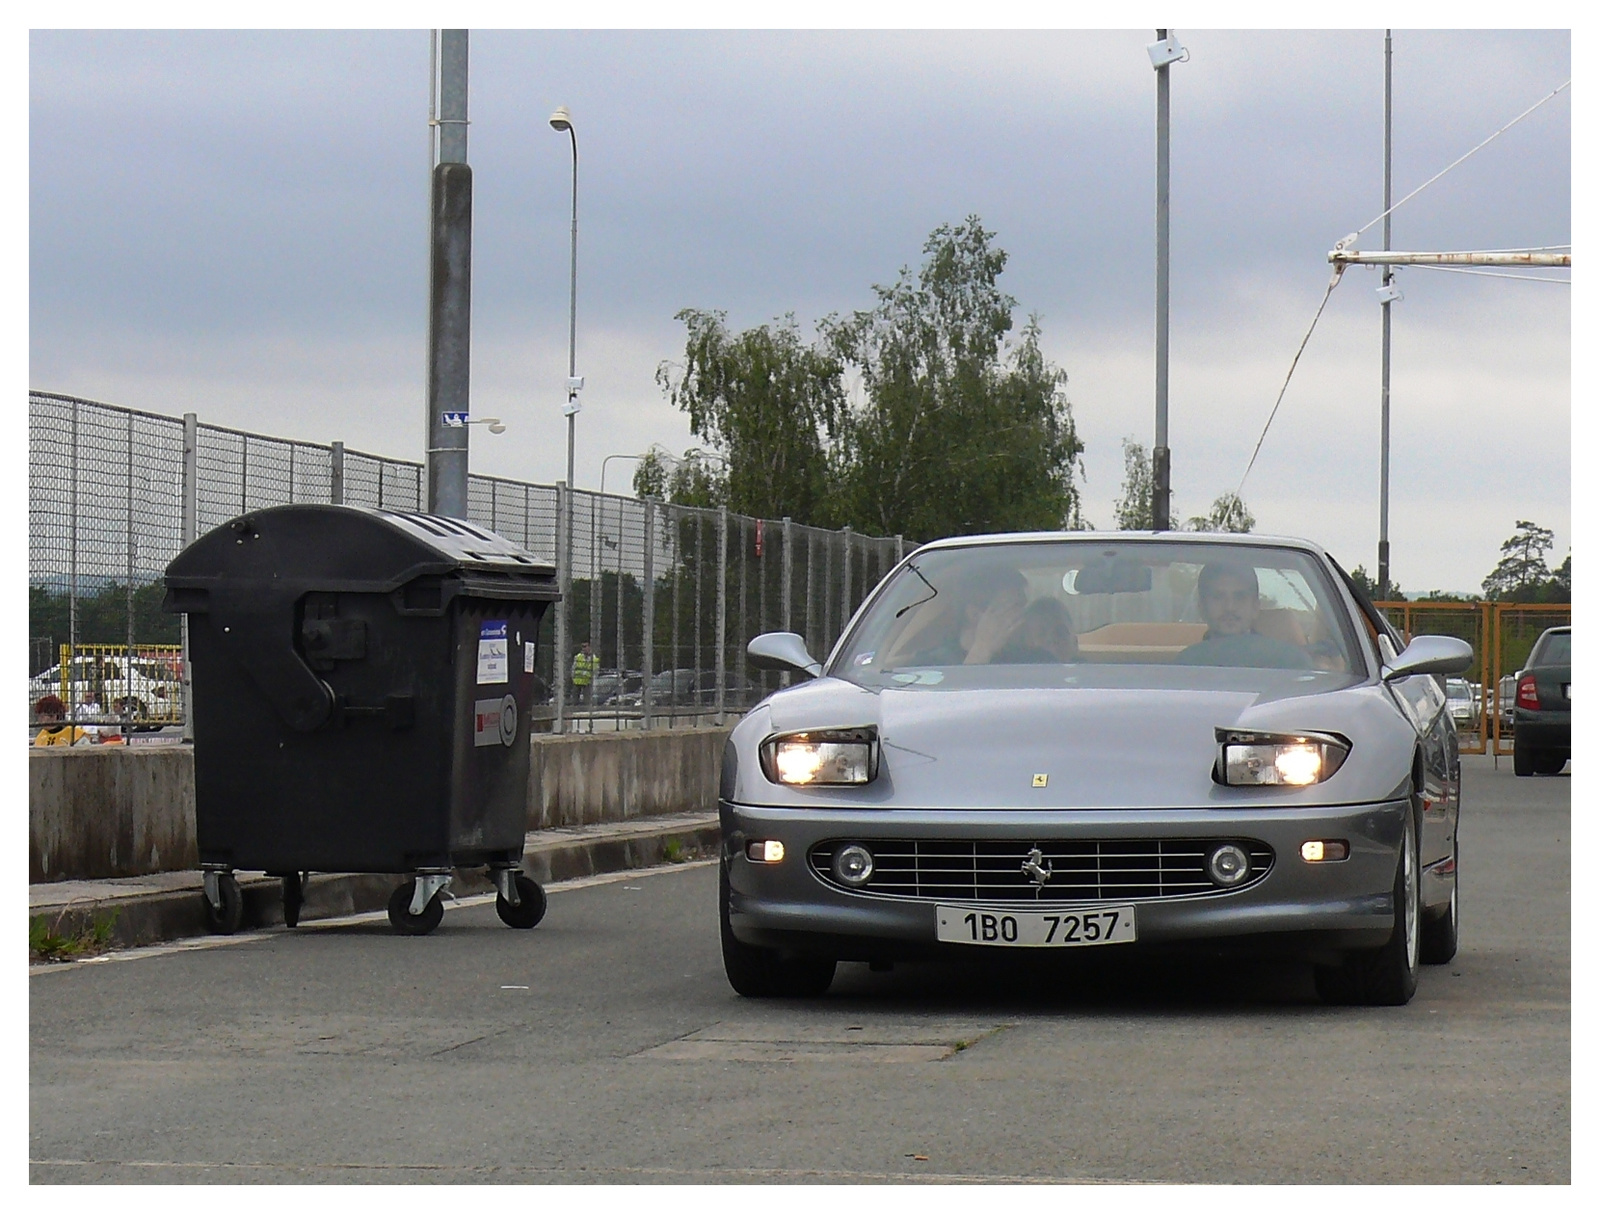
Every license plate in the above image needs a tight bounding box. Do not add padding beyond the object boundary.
[935,904,1137,948]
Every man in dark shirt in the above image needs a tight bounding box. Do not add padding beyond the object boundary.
[1175,559,1310,669]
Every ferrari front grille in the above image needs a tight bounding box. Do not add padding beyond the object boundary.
[809,837,1274,902]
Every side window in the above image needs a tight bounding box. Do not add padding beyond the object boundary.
[1327,557,1402,653]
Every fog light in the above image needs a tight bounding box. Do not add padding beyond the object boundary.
[1300,839,1349,863]
[832,843,874,887]
[746,839,785,864]
[1206,843,1251,887]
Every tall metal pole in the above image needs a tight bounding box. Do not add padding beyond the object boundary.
[1378,29,1394,598]
[1152,28,1173,531]
[425,29,472,519]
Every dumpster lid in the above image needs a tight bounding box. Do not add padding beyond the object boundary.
[165,504,556,595]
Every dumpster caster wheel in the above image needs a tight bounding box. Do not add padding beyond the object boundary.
[203,873,243,936]
[282,872,305,929]
[388,881,444,936]
[496,875,547,929]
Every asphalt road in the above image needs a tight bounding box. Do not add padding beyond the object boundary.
[30,753,1568,1184]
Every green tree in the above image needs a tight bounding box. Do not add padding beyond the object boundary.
[1482,520,1556,600]
[1112,439,1155,530]
[631,444,728,509]
[1349,564,1402,602]
[1185,492,1255,534]
[655,310,842,521]
[823,218,1084,538]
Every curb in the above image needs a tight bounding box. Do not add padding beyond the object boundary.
[28,814,721,953]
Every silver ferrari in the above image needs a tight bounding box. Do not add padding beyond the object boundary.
[723,532,1471,1006]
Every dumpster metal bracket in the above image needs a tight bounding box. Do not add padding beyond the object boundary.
[491,866,522,906]
[201,867,227,911]
[411,871,452,915]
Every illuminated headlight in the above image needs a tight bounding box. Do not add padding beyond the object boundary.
[1216,730,1350,787]
[761,728,877,786]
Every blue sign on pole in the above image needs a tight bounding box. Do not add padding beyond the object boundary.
[442,411,469,427]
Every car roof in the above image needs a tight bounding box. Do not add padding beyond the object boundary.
[910,530,1332,559]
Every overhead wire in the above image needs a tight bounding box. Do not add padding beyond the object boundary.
[1402,264,1571,284]
[1351,79,1571,240]
[1236,76,1572,496]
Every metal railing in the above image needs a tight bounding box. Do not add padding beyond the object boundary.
[27,391,907,734]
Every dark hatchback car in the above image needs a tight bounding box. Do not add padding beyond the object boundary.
[1513,626,1570,776]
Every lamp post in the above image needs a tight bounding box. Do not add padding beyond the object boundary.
[550,105,580,733]
[1148,30,1187,531]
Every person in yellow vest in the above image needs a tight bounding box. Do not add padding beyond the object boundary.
[571,641,599,706]
[33,695,90,746]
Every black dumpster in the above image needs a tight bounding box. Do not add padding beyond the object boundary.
[163,505,558,936]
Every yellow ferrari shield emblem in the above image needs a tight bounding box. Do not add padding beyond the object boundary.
[1032,773,1049,788]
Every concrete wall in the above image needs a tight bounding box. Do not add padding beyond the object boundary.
[30,725,734,883]
[30,746,199,883]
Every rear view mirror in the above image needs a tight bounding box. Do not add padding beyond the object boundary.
[1068,554,1153,596]
[1383,635,1473,682]
[747,632,822,680]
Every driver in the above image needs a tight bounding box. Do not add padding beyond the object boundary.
[1175,559,1311,669]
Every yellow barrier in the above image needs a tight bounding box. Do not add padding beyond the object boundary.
[53,643,184,726]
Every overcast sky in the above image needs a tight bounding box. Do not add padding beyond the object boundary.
[29,28,1570,593]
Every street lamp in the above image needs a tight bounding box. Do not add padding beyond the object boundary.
[550,104,580,733]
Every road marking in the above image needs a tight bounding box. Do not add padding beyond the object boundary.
[28,1157,1148,1183]
[28,858,718,975]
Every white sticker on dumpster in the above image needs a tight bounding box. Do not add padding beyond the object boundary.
[524,640,537,673]
[477,620,508,684]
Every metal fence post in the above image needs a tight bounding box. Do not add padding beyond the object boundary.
[805,528,816,659]
[896,534,904,564]
[736,515,748,700]
[841,525,853,632]
[823,533,835,658]
[554,480,569,734]
[126,414,136,716]
[642,498,655,731]
[780,516,793,688]
[616,494,626,730]
[330,441,345,504]
[180,412,198,741]
[715,505,728,725]
[67,400,79,691]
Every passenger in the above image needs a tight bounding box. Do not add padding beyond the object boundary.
[33,695,91,746]
[1174,560,1311,669]
[900,568,1028,667]
[995,597,1079,664]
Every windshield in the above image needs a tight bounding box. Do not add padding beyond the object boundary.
[832,539,1365,690]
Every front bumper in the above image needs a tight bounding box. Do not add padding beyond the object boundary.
[722,799,1409,961]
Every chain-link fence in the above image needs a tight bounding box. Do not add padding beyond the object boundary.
[28,391,907,735]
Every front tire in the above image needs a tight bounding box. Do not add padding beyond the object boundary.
[719,863,835,998]
[1315,806,1421,1006]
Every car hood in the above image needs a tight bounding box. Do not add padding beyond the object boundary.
[729,674,1417,809]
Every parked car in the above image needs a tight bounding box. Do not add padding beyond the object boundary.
[620,668,762,710]
[584,670,642,707]
[28,654,181,722]
[1513,626,1570,776]
[1444,677,1479,731]
[1496,674,1518,735]
[724,532,1470,1006]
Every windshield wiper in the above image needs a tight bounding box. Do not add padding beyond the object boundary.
[894,563,940,619]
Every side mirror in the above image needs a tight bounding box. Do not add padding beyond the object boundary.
[1382,635,1473,682]
[746,632,822,680]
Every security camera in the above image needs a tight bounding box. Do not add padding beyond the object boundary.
[1148,35,1188,69]
[1376,284,1404,305]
